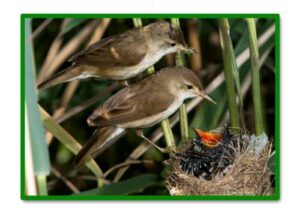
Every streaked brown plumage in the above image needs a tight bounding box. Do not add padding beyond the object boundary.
[38,21,191,89]
[74,66,216,167]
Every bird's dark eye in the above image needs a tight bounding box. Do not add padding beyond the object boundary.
[169,42,176,47]
[187,85,193,90]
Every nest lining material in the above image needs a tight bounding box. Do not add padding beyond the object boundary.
[166,135,274,196]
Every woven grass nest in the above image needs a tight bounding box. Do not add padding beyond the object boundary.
[165,131,274,196]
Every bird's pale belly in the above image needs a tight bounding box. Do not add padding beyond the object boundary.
[113,53,166,79]
[90,49,169,80]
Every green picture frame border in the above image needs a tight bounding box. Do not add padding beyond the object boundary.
[20,13,280,201]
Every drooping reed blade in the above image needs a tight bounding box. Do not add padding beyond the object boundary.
[39,106,104,187]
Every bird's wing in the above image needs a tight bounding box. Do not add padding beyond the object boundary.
[88,85,175,127]
[68,29,148,67]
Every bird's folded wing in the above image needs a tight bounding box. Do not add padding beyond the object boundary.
[88,86,175,127]
[68,30,147,67]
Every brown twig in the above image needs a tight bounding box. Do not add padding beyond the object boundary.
[45,19,111,144]
[187,19,202,76]
[31,19,53,40]
[51,167,80,193]
[56,82,120,124]
[36,19,69,83]
[37,20,100,84]
[104,160,154,178]
[46,81,79,144]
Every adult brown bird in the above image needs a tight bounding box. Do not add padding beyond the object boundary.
[38,21,194,89]
[74,66,215,168]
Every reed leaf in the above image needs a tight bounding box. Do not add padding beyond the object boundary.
[39,106,104,186]
[25,18,50,195]
[78,174,160,195]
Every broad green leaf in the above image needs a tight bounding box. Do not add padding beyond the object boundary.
[25,18,50,176]
[78,174,161,195]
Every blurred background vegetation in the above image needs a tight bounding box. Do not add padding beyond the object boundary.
[27,17,276,195]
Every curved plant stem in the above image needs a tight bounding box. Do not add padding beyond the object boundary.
[51,167,80,193]
[104,160,153,178]
[31,19,53,40]
[39,106,104,187]
[57,82,120,123]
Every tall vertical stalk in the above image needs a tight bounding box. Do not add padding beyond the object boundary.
[246,19,264,135]
[171,18,189,142]
[25,18,50,195]
[219,19,240,129]
[132,18,175,147]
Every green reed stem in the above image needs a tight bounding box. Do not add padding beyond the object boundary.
[132,18,175,147]
[246,18,264,135]
[36,175,47,196]
[219,19,240,129]
[25,18,50,195]
[161,120,175,147]
[171,18,189,142]
[133,18,143,28]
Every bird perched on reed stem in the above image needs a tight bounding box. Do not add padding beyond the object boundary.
[74,66,215,168]
[38,21,194,89]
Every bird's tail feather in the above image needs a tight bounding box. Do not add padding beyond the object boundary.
[73,127,125,168]
[37,65,80,90]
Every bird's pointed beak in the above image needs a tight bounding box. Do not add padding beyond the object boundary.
[199,93,216,104]
[186,47,198,54]
[203,94,216,104]
[178,44,198,54]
